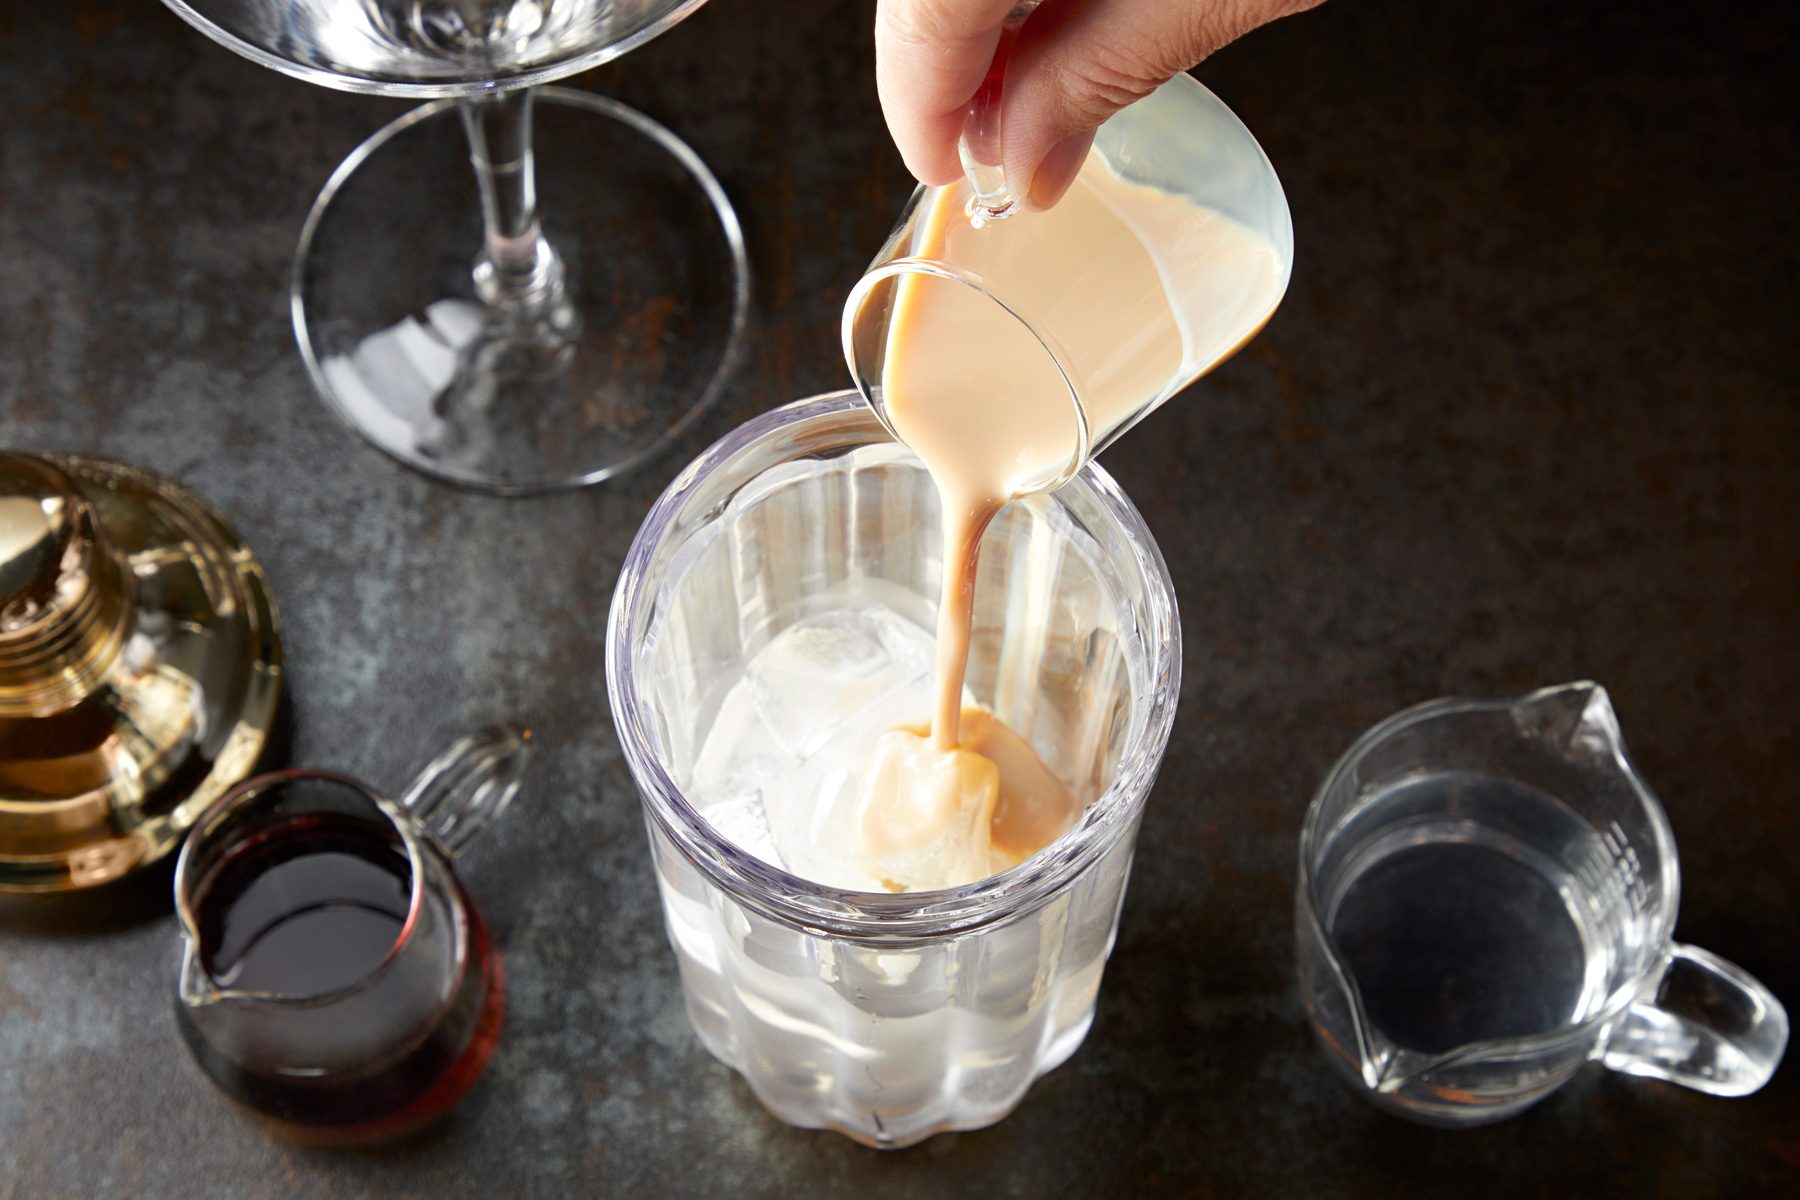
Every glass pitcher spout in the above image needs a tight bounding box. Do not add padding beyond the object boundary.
[1505,680,1626,765]
[176,940,222,1009]
[1296,884,1457,1098]
[1361,1033,1492,1097]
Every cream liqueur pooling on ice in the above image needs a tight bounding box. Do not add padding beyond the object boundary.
[693,154,1285,893]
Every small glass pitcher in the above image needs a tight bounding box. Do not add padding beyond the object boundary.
[1297,682,1787,1125]
[842,71,1294,497]
[173,722,529,1143]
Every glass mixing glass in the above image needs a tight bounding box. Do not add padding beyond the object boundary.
[844,70,1292,497]
[607,392,1182,1147]
[160,1,749,493]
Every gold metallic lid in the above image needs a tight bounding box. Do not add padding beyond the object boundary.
[0,453,282,892]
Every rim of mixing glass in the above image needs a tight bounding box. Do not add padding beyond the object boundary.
[605,391,1180,941]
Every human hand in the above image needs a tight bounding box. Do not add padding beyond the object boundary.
[875,0,1322,208]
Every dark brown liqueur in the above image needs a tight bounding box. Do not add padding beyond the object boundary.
[176,813,503,1142]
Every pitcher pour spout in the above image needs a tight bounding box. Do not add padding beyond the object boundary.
[1299,895,1404,1092]
[1364,1042,1447,1095]
[1333,979,1413,1094]
[1309,933,1485,1100]
[177,940,223,1008]
[1506,680,1624,764]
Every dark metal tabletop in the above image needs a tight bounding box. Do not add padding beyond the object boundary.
[1,1,1794,1195]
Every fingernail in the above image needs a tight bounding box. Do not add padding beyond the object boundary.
[1027,130,1098,210]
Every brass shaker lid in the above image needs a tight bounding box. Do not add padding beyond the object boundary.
[0,453,282,892]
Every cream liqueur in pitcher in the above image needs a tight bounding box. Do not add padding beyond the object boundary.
[690,154,1285,892]
[855,155,1286,890]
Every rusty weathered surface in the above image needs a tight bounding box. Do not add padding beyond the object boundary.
[1,1,1795,1195]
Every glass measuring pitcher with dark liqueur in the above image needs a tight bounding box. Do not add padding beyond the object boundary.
[173,725,527,1144]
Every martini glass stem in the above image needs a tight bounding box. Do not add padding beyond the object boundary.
[460,88,564,309]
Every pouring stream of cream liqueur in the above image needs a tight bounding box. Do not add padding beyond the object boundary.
[858,153,1287,891]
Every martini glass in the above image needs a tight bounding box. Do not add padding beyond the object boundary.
[161,1,749,493]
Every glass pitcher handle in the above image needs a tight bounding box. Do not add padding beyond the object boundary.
[957,1,1041,223]
[1600,943,1789,1096]
[398,721,532,856]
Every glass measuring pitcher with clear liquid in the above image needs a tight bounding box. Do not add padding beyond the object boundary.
[843,71,1294,497]
[1297,683,1788,1126]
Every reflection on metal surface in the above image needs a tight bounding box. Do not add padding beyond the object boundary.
[0,453,282,892]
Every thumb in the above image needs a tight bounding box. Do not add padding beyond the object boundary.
[1002,0,1322,208]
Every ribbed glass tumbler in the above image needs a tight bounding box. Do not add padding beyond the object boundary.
[606,391,1180,1147]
